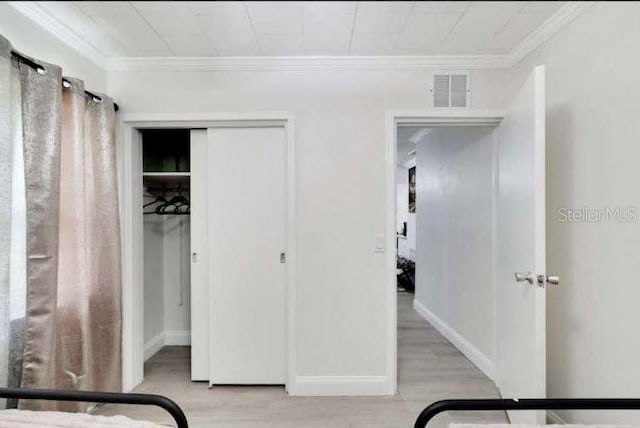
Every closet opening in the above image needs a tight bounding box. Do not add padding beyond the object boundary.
[121,116,295,394]
[141,129,192,380]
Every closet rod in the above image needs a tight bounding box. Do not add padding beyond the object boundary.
[10,50,120,112]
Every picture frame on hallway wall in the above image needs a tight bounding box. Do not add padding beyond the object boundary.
[409,166,416,213]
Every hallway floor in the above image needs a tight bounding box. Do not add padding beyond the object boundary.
[96,292,506,427]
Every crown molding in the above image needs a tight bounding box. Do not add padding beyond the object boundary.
[508,1,596,66]
[11,1,593,73]
[105,54,512,72]
[8,1,107,68]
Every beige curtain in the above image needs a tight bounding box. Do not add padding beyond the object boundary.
[0,40,11,396]
[52,78,121,411]
[0,34,121,412]
[82,93,121,395]
[0,34,17,410]
[0,36,27,410]
[55,78,89,411]
[18,56,63,411]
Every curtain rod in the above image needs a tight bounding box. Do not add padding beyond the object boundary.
[10,50,119,112]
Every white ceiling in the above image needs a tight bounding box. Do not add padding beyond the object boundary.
[32,1,566,57]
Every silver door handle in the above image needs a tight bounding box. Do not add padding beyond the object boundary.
[544,275,559,285]
[514,272,534,284]
[515,272,559,287]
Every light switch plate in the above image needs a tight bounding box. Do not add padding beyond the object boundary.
[375,233,385,253]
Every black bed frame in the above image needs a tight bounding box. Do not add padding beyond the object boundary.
[415,398,640,428]
[3,389,639,428]
[0,387,188,428]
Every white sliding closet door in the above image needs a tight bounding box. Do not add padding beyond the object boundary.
[208,127,286,385]
[190,129,209,380]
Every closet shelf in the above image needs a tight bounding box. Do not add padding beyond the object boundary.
[143,172,191,177]
[143,173,190,190]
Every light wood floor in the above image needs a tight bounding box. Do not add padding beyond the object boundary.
[95,292,506,427]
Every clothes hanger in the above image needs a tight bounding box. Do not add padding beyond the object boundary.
[143,194,167,215]
[157,184,189,215]
[143,183,190,215]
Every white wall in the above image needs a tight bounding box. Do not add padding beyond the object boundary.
[414,127,496,373]
[504,3,640,424]
[0,2,105,92]
[406,212,416,261]
[162,216,191,343]
[108,68,505,384]
[143,212,192,355]
[143,213,164,344]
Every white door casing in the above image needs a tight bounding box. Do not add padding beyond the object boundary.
[496,65,546,423]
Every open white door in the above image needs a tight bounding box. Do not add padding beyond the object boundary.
[496,65,551,423]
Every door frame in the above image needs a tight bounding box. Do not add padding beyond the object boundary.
[118,112,296,392]
[384,110,505,393]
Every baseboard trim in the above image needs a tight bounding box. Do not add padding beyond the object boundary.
[144,330,191,360]
[143,332,165,361]
[165,330,191,346]
[413,299,495,380]
[547,410,566,424]
[289,376,390,396]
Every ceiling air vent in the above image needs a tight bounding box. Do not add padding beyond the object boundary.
[431,71,470,108]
